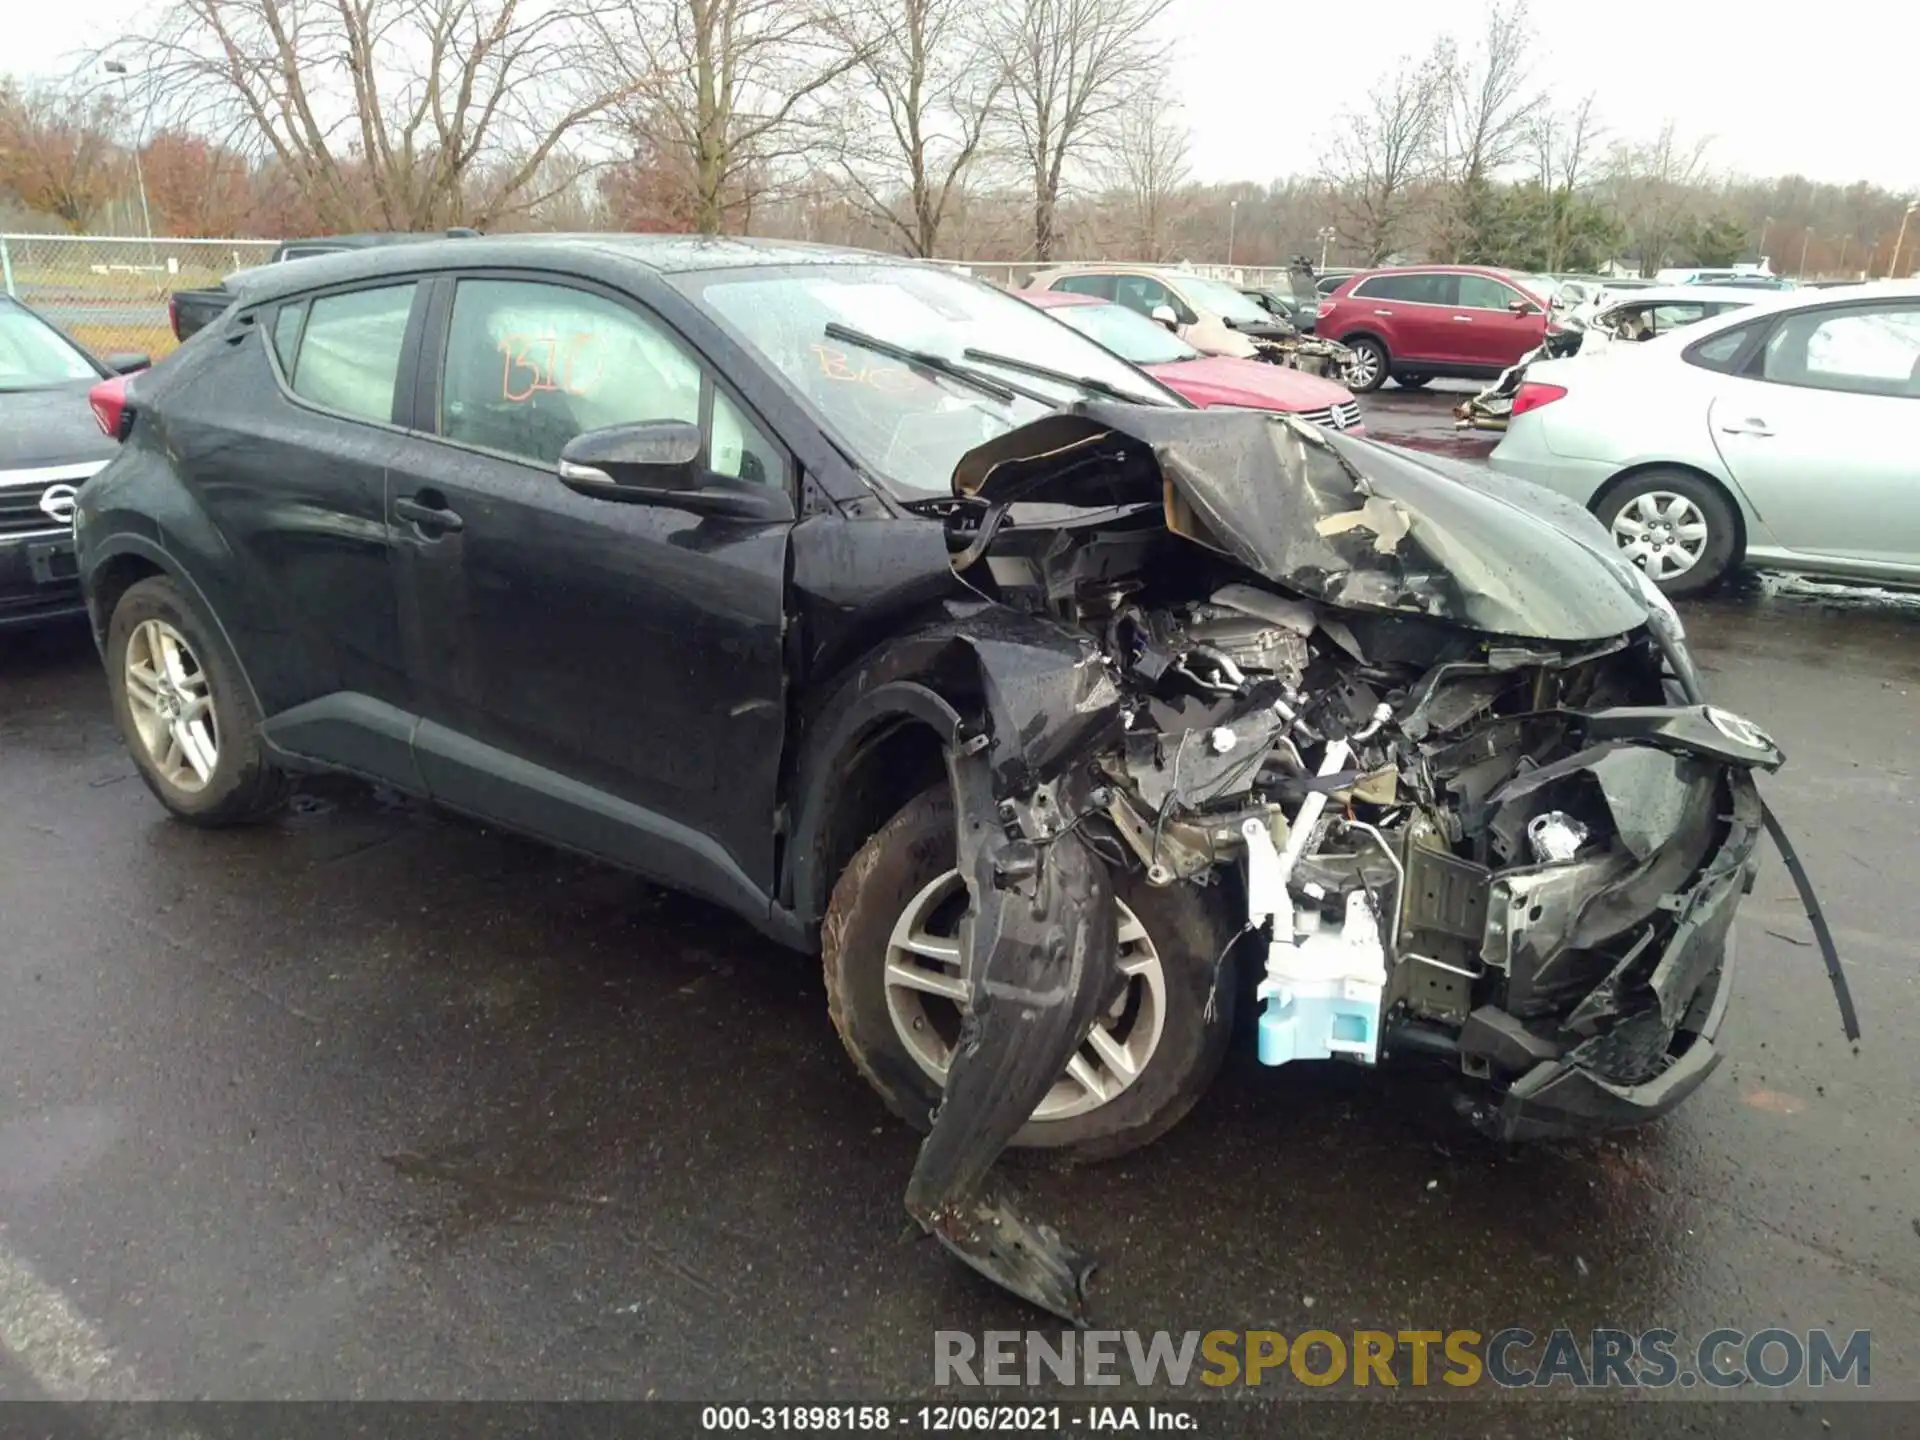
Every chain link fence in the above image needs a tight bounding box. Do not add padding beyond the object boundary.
[1,234,280,361]
[935,259,1298,291]
[0,232,1312,360]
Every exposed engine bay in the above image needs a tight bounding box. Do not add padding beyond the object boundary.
[1248,330,1355,380]
[894,404,1856,1324]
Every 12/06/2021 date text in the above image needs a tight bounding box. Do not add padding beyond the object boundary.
[700,1405,1195,1431]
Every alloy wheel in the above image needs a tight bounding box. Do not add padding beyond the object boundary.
[124,618,220,793]
[1344,345,1382,389]
[883,870,1168,1122]
[1611,491,1710,582]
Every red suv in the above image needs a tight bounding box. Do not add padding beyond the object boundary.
[1316,266,1556,392]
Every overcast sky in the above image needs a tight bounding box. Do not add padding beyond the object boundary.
[7,0,1915,195]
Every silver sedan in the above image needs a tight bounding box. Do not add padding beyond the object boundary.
[1488,281,1920,595]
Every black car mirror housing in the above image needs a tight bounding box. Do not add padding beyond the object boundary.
[557,421,794,522]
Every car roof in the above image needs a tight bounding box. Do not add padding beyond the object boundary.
[1592,285,1769,306]
[227,233,907,306]
[1021,290,1105,308]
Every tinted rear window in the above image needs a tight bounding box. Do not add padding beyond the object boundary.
[288,283,416,423]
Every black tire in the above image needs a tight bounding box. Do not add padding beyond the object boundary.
[1342,336,1389,392]
[822,786,1237,1160]
[1394,372,1432,389]
[1592,468,1740,598]
[106,575,291,825]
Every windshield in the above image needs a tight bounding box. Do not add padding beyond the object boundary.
[1049,301,1200,365]
[1174,274,1274,323]
[678,263,1177,497]
[0,302,98,390]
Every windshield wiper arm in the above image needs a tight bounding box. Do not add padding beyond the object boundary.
[960,348,1167,406]
[822,323,1023,403]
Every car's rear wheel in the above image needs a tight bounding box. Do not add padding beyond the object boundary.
[1394,372,1432,389]
[822,786,1236,1160]
[1342,337,1388,392]
[107,576,290,825]
[1593,469,1739,597]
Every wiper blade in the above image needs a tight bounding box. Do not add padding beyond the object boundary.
[822,323,1022,403]
[961,347,1166,405]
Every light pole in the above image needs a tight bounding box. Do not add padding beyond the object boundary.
[1226,200,1238,267]
[1757,215,1773,266]
[1893,201,1920,280]
[1317,225,1337,269]
[102,59,155,246]
[1797,227,1814,278]
[1837,233,1850,277]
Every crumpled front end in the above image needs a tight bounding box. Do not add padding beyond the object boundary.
[1250,332,1355,379]
[897,406,1818,1323]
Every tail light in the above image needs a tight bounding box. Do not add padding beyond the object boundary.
[1510,381,1567,419]
[89,375,135,441]
[167,293,182,341]
[1317,301,1334,319]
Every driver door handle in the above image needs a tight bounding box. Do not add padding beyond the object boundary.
[1718,420,1774,438]
[395,493,464,533]
[1451,314,1475,322]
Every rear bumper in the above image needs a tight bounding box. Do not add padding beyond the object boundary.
[1487,440,1614,507]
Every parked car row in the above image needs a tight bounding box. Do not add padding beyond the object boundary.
[1454,286,1765,430]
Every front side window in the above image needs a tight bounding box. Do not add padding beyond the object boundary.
[1053,273,1117,300]
[439,278,779,481]
[0,299,99,389]
[1457,274,1527,311]
[1111,274,1174,316]
[289,283,416,423]
[1759,304,1920,398]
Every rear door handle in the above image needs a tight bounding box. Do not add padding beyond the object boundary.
[394,494,464,533]
[1718,421,1774,438]
[1373,308,1394,316]
[1451,314,1475,322]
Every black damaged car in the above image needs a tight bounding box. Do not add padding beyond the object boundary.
[71,236,1842,1322]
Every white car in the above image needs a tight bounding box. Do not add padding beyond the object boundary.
[1489,281,1920,595]
[1026,265,1293,360]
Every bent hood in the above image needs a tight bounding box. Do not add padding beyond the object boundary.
[951,404,1651,642]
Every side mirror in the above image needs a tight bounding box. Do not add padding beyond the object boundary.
[102,352,151,375]
[557,421,793,521]
[1150,304,1179,330]
[1508,298,1539,315]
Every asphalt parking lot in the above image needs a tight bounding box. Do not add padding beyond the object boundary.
[2,389,1917,1427]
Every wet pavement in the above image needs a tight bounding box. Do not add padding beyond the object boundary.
[2,406,1918,1425]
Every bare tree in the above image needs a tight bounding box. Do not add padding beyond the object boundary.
[1320,52,1443,264]
[832,0,1004,257]
[1100,78,1190,260]
[609,0,872,236]
[121,0,633,232]
[1432,0,1542,260]
[0,81,125,231]
[1603,122,1715,274]
[991,0,1172,262]
[1526,91,1603,271]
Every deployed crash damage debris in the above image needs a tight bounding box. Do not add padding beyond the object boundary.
[1455,319,1587,430]
[901,404,1854,1322]
[1249,332,1353,379]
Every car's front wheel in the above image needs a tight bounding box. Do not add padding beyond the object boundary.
[107,575,291,825]
[1593,469,1739,597]
[1342,337,1388,392]
[822,786,1236,1160]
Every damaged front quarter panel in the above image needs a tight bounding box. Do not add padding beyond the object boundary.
[886,404,1851,1323]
